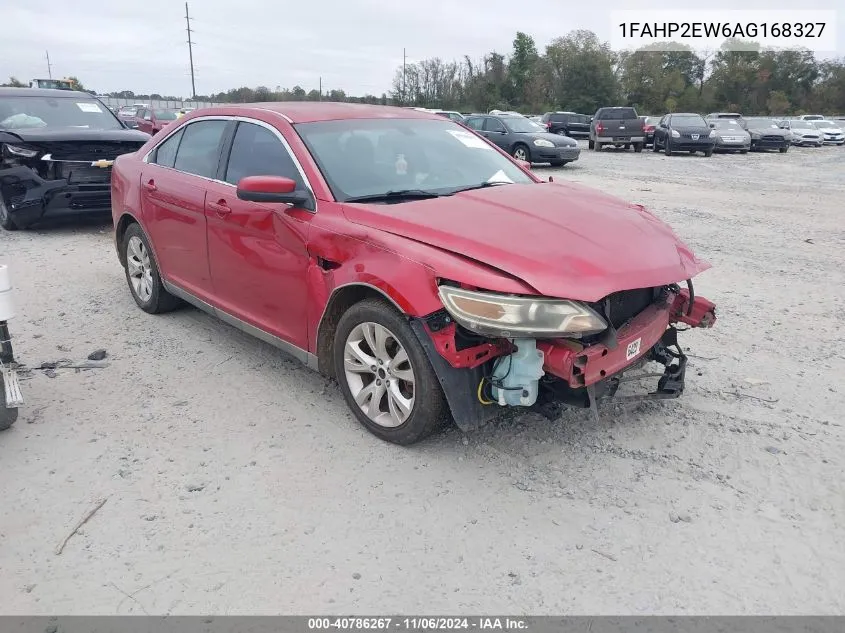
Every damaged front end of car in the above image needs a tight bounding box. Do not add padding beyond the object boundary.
[410,280,716,432]
[0,133,145,229]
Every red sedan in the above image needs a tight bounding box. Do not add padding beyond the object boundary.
[110,103,716,444]
[133,107,178,135]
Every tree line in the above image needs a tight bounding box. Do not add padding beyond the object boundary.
[4,29,843,115]
[391,31,845,115]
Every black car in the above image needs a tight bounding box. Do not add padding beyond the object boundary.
[651,113,716,156]
[0,88,150,230]
[540,111,591,138]
[463,113,580,166]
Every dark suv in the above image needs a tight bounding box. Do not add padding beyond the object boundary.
[540,112,591,138]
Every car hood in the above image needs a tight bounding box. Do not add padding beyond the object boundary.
[672,125,711,135]
[745,125,789,136]
[0,127,150,143]
[517,131,577,146]
[341,182,710,302]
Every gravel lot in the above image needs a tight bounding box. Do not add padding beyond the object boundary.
[1,141,844,615]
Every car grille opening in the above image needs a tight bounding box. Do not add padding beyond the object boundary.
[589,287,660,330]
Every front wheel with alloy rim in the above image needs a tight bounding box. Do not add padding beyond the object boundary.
[334,300,449,444]
[122,223,181,314]
[511,145,530,162]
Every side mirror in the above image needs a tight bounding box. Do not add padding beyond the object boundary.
[237,175,312,208]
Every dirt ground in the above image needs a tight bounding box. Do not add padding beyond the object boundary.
[1,142,843,615]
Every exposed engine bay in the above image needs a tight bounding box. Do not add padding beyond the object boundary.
[411,282,716,432]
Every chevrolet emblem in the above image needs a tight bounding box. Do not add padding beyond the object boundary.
[91,159,114,168]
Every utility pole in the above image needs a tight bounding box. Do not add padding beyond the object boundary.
[45,50,52,79]
[319,76,322,101]
[402,48,407,105]
[185,2,196,99]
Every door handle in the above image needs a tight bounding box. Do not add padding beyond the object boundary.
[208,199,231,216]
[143,179,157,192]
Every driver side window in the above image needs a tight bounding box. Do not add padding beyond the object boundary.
[484,118,506,133]
[224,121,304,188]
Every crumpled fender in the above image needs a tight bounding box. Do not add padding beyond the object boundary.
[0,165,67,216]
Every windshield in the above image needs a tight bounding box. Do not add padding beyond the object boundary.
[714,120,744,130]
[671,114,706,126]
[154,109,178,121]
[504,117,544,133]
[295,118,534,202]
[598,108,637,120]
[0,96,123,130]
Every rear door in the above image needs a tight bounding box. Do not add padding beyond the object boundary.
[140,119,229,299]
[203,119,313,349]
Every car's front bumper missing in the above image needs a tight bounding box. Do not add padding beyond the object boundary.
[0,165,111,228]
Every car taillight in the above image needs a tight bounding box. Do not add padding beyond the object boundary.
[596,122,604,134]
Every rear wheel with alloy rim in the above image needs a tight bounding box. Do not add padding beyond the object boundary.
[334,300,448,444]
[122,223,181,314]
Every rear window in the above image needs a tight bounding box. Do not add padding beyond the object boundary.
[598,108,638,120]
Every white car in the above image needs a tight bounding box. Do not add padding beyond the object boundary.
[810,120,845,145]
[796,114,825,121]
[778,119,824,147]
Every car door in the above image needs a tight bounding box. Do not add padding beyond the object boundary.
[482,117,510,150]
[135,108,151,134]
[203,119,313,350]
[140,119,229,300]
[655,115,668,145]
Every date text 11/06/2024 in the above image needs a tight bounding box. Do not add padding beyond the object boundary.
[308,617,528,630]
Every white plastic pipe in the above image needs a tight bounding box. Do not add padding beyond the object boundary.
[0,264,14,321]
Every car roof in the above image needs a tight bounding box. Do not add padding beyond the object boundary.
[194,102,442,123]
[0,87,95,98]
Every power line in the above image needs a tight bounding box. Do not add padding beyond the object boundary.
[185,2,196,99]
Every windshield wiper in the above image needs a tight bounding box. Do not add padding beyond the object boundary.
[451,181,511,194]
[345,189,444,204]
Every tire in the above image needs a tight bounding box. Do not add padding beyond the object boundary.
[0,375,18,431]
[664,139,673,156]
[594,142,602,151]
[704,148,713,157]
[740,149,748,154]
[122,223,181,314]
[0,196,20,231]
[634,143,644,153]
[333,299,449,445]
[624,143,631,150]
[779,146,789,153]
[587,139,594,149]
[511,144,531,163]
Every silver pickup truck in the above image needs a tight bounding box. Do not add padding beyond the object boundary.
[589,106,645,152]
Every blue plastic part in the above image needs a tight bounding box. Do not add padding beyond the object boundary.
[490,338,545,407]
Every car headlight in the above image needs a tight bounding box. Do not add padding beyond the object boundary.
[533,139,555,148]
[671,129,680,138]
[437,285,607,338]
[4,144,39,158]
[708,130,715,138]
[751,132,761,139]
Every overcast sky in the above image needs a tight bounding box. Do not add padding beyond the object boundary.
[3,1,842,98]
